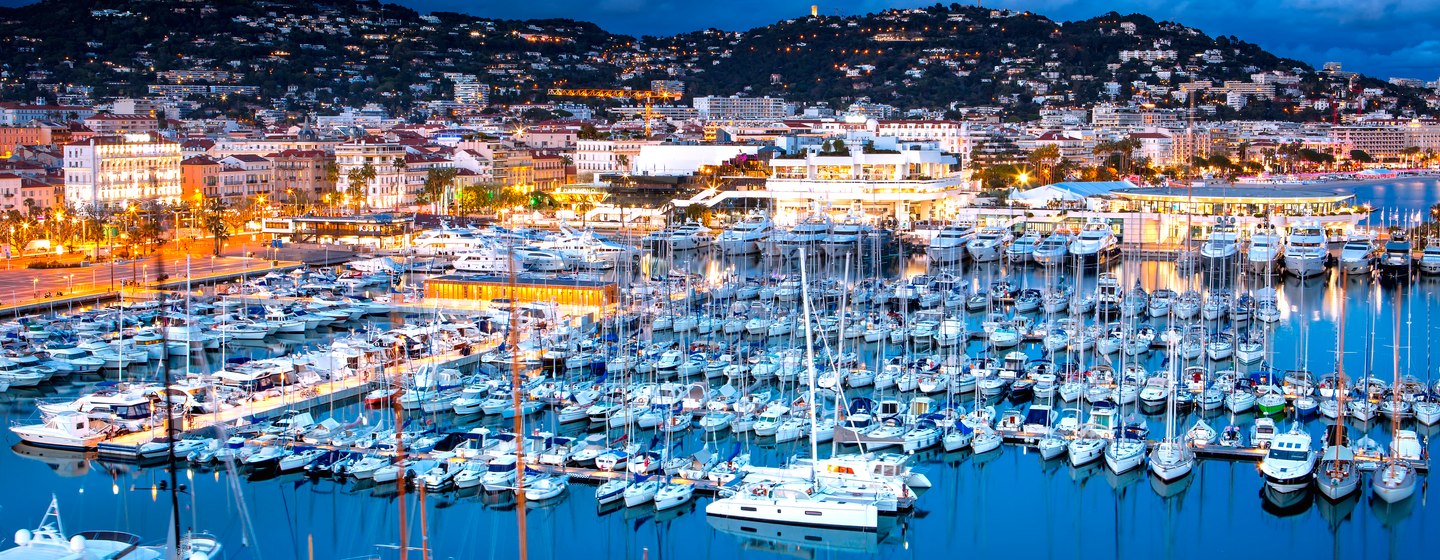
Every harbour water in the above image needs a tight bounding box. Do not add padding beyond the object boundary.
[3,178,1439,559]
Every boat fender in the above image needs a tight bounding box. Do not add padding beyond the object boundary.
[69,535,87,553]
[14,529,31,546]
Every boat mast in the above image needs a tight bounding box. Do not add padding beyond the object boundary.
[797,248,819,479]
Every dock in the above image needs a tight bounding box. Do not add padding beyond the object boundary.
[95,336,498,461]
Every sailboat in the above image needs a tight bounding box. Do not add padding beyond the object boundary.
[1316,268,1359,501]
[1148,345,1194,482]
[1372,287,1419,503]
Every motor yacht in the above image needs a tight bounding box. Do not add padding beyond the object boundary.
[769,214,833,257]
[1005,231,1042,264]
[1378,231,1413,278]
[1032,230,1071,266]
[823,216,880,257]
[1259,425,1318,493]
[716,214,774,255]
[1068,220,1119,263]
[924,222,976,264]
[1338,234,1379,276]
[1282,222,1328,278]
[1419,237,1440,275]
[1246,224,1284,274]
[967,226,1013,263]
[1200,217,1241,265]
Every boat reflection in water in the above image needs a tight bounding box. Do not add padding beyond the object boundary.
[706,515,885,556]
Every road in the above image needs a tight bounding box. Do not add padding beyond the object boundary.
[0,254,279,308]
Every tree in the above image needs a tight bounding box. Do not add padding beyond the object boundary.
[199,198,230,256]
[577,123,606,140]
[154,109,167,131]
[1350,149,1374,164]
[345,162,376,214]
[1026,145,1061,185]
[417,167,459,214]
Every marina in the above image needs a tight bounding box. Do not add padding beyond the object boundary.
[1,177,1437,560]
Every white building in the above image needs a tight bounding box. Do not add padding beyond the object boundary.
[445,73,489,105]
[334,140,411,209]
[693,95,792,121]
[683,141,968,226]
[630,145,760,176]
[574,139,655,180]
[64,134,182,208]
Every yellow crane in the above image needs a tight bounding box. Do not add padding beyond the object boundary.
[545,88,681,137]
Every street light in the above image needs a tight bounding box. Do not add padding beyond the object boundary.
[31,277,38,299]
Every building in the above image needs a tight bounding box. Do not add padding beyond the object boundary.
[650,80,685,96]
[1330,125,1408,157]
[268,149,334,204]
[529,151,568,191]
[0,102,95,125]
[64,134,182,208]
[574,139,654,180]
[334,140,410,208]
[683,140,967,226]
[631,145,761,176]
[0,124,62,154]
[180,155,222,201]
[83,113,159,135]
[445,73,489,105]
[215,154,274,200]
[693,95,792,121]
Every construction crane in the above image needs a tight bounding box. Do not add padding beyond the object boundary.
[546,88,681,137]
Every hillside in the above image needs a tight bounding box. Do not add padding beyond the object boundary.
[0,1,1428,121]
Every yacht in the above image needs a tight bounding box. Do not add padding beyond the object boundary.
[1258,426,1318,493]
[1,497,222,560]
[1338,234,1379,276]
[1200,217,1241,265]
[410,225,491,256]
[533,227,637,268]
[9,412,113,450]
[1068,220,1119,263]
[452,246,517,273]
[665,221,714,251]
[1246,224,1284,273]
[770,214,833,257]
[924,222,976,263]
[823,216,880,257]
[1031,230,1071,266]
[1420,237,1440,275]
[1282,222,1328,278]
[716,214,774,255]
[967,226,1014,263]
[1378,231,1413,278]
[1005,231,1042,264]
[705,480,880,532]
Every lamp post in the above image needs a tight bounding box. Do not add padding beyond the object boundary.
[31,277,38,299]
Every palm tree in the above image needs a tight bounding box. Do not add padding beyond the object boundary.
[345,162,376,214]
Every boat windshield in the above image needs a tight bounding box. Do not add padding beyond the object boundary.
[1267,448,1310,461]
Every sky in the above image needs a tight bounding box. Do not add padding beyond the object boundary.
[0,0,1434,80]
[382,0,1440,80]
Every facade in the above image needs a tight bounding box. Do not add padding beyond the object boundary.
[268,149,334,204]
[690,142,967,226]
[215,154,274,200]
[82,113,160,135]
[180,155,221,201]
[334,140,410,209]
[63,134,182,208]
[693,95,791,121]
[0,103,95,125]
[1329,125,1408,157]
[574,139,653,180]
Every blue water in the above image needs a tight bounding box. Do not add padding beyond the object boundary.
[6,198,1440,558]
[1344,177,1440,214]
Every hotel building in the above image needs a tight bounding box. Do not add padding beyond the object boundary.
[64,134,182,208]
